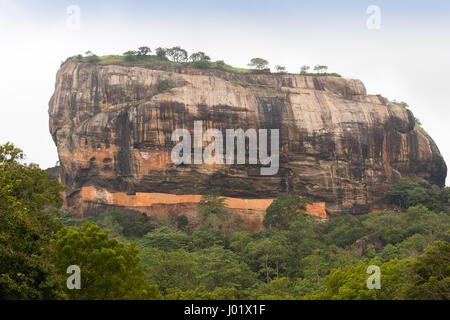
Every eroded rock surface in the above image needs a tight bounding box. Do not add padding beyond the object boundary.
[49,61,447,226]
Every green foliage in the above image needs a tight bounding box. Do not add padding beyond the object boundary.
[123,50,138,61]
[0,143,64,211]
[81,50,101,64]
[402,241,450,299]
[138,226,190,251]
[248,58,269,70]
[189,51,211,68]
[196,188,237,233]
[62,49,344,78]
[0,143,65,299]
[86,55,100,64]
[301,246,359,282]
[275,65,286,73]
[166,46,188,62]
[375,244,399,262]
[51,222,161,299]
[140,248,199,293]
[214,60,226,69]
[244,235,289,283]
[404,205,449,239]
[300,65,310,74]
[231,80,253,87]
[251,277,295,300]
[197,188,228,218]
[176,215,189,230]
[392,100,409,108]
[62,50,255,73]
[155,47,168,60]
[305,260,394,300]
[321,214,366,247]
[306,241,450,300]
[313,64,328,74]
[299,64,341,77]
[165,286,237,300]
[190,227,226,250]
[137,46,151,56]
[96,209,155,239]
[263,193,312,230]
[293,278,325,297]
[212,60,252,73]
[144,79,175,101]
[193,246,259,293]
[396,233,434,259]
[360,211,406,245]
[385,178,448,212]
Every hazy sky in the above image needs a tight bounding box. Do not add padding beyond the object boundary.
[0,0,449,185]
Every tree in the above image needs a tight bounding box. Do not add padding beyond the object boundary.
[189,51,211,68]
[190,227,226,250]
[320,214,367,247]
[305,241,450,300]
[375,244,400,262]
[251,277,295,300]
[293,277,325,297]
[196,188,232,233]
[396,233,434,259]
[360,210,406,245]
[385,178,449,213]
[165,286,237,300]
[404,205,450,240]
[263,193,312,230]
[193,245,259,292]
[189,51,211,63]
[386,178,428,209]
[0,143,66,299]
[123,50,138,61]
[96,209,154,239]
[313,65,328,74]
[300,65,310,74]
[248,58,269,70]
[245,236,288,283]
[166,46,188,62]
[176,215,189,231]
[137,46,151,56]
[155,47,168,60]
[403,241,450,299]
[51,222,161,299]
[283,213,323,279]
[138,226,190,251]
[275,65,286,73]
[140,248,199,293]
[302,245,358,282]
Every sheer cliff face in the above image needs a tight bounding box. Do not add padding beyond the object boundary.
[49,61,447,220]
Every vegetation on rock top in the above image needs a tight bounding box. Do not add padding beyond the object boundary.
[61,46,342,77]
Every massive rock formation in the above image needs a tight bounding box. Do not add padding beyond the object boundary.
[48,61,447,228]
